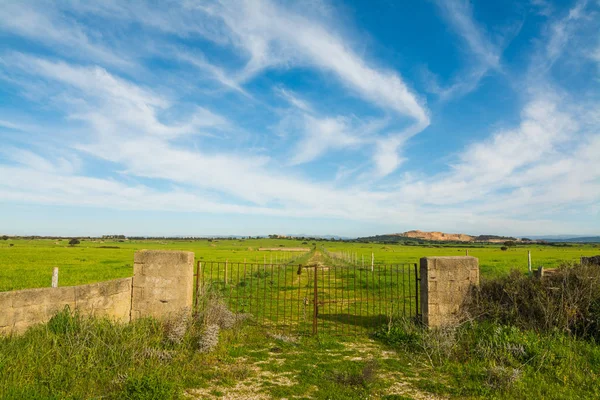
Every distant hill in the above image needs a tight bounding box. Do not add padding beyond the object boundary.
[549,237,600,243]
[400,230,473,242]
[357,230,518,244]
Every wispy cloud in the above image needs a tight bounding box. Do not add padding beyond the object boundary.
[428,0,508,99]
[0,0,598,236]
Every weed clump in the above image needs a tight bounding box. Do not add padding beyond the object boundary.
[195,291,249,353]
[163,308,190,345]
[198,324,220,354]
[331,360,378,387]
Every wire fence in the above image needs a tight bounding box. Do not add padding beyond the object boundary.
[194,260,420,336]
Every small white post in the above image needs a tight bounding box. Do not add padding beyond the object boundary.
[466,249,469,256]
[225,259,228,285]
[528,250,532,276]
[371,252,374,272]
[51,267,59,288]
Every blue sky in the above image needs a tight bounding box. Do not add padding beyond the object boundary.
[0,0,599,237]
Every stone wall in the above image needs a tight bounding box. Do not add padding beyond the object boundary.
[420,256,479,328]
[0,278,132,335]
[131,250,194,320]
[1,250,196,335]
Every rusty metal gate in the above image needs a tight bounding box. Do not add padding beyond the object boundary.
[194,260,420,336]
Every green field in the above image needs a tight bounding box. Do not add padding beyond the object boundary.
[0,238,598,291]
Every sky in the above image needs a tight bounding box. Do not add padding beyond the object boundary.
[0,0,599,238]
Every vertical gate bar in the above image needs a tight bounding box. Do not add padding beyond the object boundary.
[228,264,233,313]
[341,264,346,335]
[280,262,285,331]
[236,262,240,313]
[353,262,357,336]
[297,264,302,336]
[335,263,339,335]
[263,262,268,326]
[249,262,254,319]
[383,265,387,326]
[270,262,275,326]
[194,260,201,312]
[402,264,406,317]
[313,263,318,336]
[395,264,399,320]
[378,264,382,328]
[243,262,247,313]
[219,261,222,288]
[414,263,419,318]
[408,264,412,318]
[365,258,369,331]
[321,265,326,334]
[328,261,333,335]
[341,264,345,335]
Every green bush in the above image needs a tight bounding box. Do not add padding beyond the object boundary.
[467,263,600,339]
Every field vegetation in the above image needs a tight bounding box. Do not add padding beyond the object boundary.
[2,237,600,398]
[0,237,598,291]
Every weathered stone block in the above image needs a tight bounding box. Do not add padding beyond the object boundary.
[131,250,194,320]
[420,256,479,328]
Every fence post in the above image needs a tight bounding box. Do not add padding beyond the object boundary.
[528,251,532,276]
[420,256,479,328]
[51,267,59,288]
[371,252,374,272]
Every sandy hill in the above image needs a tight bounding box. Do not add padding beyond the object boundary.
[399,230,474,242]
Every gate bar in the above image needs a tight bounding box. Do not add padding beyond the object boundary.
[313,263,318,335]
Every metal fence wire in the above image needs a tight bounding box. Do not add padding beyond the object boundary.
[194,260,420,336]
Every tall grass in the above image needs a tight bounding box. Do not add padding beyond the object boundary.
[0,295,251,399]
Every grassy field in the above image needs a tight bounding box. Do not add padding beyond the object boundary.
[2,307,599,399]
[0,238,598,291]
[2,239,600,399]
[322,241,600,278]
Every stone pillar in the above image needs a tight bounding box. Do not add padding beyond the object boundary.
[420,256,479,328]
[131,250,194,320]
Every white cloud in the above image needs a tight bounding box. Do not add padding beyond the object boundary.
[290,115,363,165]
[0,2,130,67]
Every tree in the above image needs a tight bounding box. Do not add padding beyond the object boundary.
[504,241,516,248]
[69,238,80,246]
[501,246,508,251]
[1,235,7,240]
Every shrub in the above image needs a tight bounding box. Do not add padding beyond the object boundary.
[69,238,80,246]
[500,246,508,251]
[466,263,600,339]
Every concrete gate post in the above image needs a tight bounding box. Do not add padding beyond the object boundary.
[420,256,479,328]
[131,250,194,320]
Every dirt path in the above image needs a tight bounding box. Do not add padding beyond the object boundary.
[186,336,446,400]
